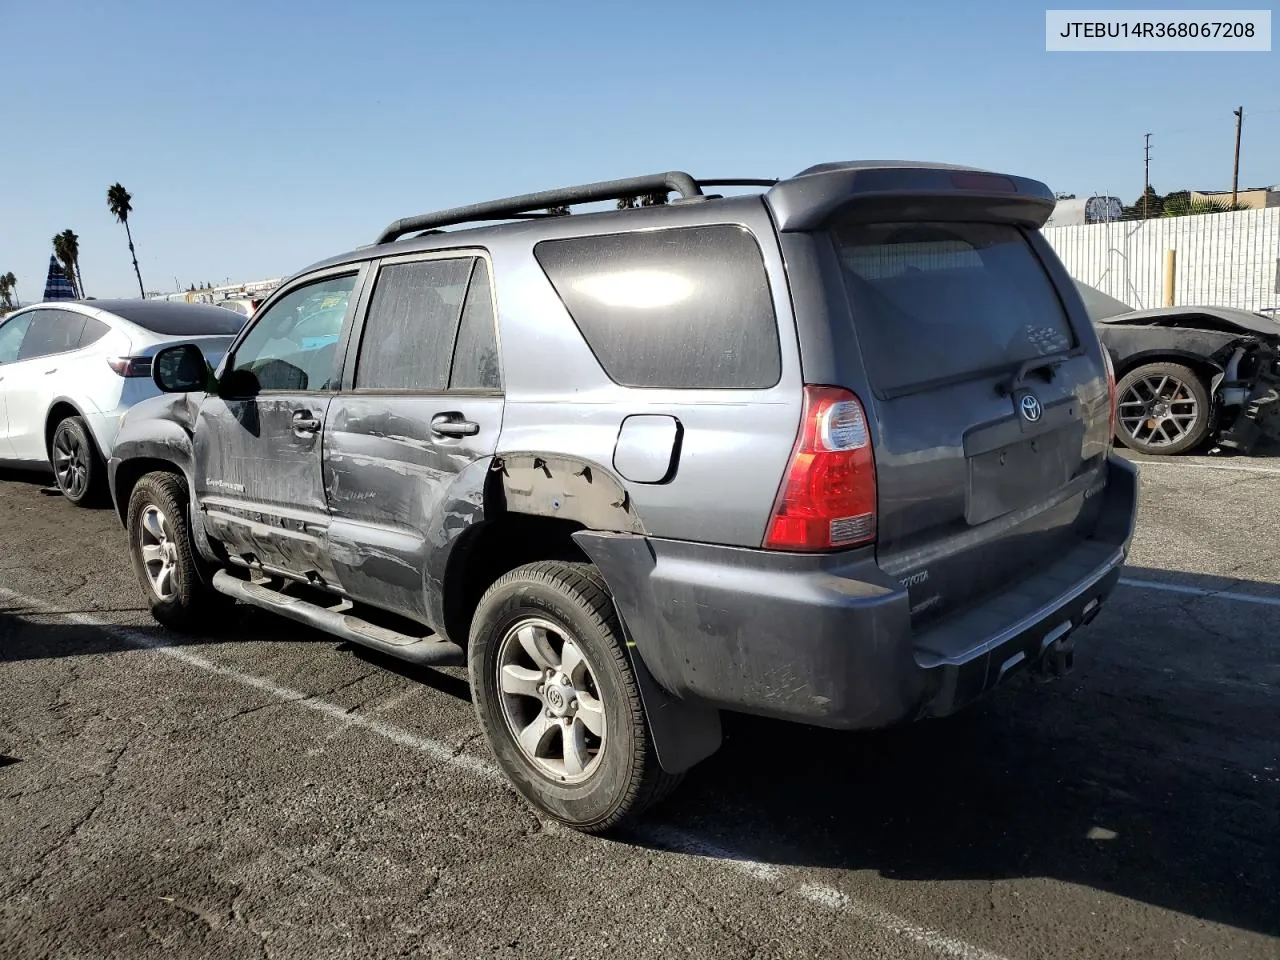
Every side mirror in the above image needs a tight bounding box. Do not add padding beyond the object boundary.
[152,343,210,393]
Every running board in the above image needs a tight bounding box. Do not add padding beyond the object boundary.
[211,570,465,667]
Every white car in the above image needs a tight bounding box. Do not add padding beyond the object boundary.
[0,299,243,505]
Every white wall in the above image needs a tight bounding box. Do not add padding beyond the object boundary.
[1042,207,1280,313]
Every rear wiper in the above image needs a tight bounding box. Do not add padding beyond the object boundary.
[997,351,1074,396]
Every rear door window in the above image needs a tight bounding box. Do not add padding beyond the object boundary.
[448,260,502,391]
[354,257,475,392]
[832,221,1075,394]
[534,225,781,389]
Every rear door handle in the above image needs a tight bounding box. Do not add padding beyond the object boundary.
[44,368,57,375]
[430,414,479,438]
[291,410,321,436]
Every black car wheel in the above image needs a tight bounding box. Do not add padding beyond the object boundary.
[50,416,102,506]
[1115,362,1212,455]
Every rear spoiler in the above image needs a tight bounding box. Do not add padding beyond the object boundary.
[765,162,1056,232]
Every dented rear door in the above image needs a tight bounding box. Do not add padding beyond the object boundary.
[323,252,504,627]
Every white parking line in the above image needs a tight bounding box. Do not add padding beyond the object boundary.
[1125,458,1280,475]
[1119,577,1280,607]
[0,584,1010,960]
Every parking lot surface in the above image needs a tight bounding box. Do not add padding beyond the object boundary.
[1,452,1277,960]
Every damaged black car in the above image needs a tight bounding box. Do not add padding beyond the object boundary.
[1078,282,1280,455]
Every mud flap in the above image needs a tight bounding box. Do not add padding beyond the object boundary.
[572,530,723,774]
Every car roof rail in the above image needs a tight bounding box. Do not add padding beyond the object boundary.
[695,178,779,189]
[375,171,707,244]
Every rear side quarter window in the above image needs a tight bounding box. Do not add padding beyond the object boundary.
[534,224,781,389]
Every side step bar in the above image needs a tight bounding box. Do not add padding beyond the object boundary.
[211,570,465,668]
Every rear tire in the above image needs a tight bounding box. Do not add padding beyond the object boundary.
[1114,362,1212,455]
[468,561,682,833]
[49,416,103,507]
[126,471,232,631]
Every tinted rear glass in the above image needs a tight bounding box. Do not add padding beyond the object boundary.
[118,305,245,335]
[832,221,1074,393]
[535,225,781,389]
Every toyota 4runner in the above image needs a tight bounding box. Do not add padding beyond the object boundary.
[109,163,1138,832]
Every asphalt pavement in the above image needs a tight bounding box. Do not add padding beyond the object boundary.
[1,451,1277,959]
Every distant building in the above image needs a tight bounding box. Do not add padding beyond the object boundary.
[1044,196,1124,228]
[149,277,284,305]
[1191,186,1280,210]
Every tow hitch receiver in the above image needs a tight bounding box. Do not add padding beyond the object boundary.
[1035,620,1076,681]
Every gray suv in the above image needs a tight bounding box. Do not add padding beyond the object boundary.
[109,163,1138,832]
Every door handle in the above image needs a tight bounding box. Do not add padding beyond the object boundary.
[44,368,57,375]
[430,414,480,438]
[291,411,321,436]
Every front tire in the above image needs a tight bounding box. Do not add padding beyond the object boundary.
[1114,362,1213,455]
[126,471,231,630]
[468,561,681,833]
[50,416,102,506]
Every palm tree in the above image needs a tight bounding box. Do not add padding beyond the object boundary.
[1162,195,1246,217]
[107,182,145,297]
[52,230,85,298]
[0,273,12,309]
[4,272,17,308]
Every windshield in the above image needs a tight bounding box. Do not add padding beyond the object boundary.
[832,220,1076,393]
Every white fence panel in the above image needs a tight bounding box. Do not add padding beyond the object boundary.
[1042,208,1280,314]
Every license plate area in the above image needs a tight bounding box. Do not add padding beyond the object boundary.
[966,421,1084,525]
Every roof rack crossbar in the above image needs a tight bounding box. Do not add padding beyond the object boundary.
[375,171,704,244]
[695,179,779,188]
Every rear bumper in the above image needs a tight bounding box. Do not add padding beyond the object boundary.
[575,455,1138,730]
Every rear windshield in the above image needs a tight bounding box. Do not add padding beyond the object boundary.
[832,221,1074,393]
[118,305,245,336]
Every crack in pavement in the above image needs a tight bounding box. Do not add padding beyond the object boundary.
[8,726,143,902]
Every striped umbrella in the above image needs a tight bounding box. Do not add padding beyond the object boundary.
[42,255,78,301]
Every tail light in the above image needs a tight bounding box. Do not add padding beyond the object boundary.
[764,386,877,551]
[107,356,153,378]
[1100,348,1117,434]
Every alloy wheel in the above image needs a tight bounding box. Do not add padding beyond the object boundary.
[138,505,179,602]
[496,617,607,782]
[1118,374,1200,448]
[52,428,88,500]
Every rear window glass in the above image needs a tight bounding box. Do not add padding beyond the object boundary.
[832,221,1074,393]
[534,225,781,389]
[119,305,245,336]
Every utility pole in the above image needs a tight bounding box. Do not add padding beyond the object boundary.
[1231,106,1243,208]
[1143,133,1152,219]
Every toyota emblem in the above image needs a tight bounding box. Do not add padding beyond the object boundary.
[1019,394,1043,423]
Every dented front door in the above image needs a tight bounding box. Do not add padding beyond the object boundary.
[192,270,363,583]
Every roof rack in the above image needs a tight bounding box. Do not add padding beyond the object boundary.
[696,178,779,189]
[375,171,706,244]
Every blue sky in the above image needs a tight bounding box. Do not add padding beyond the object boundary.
[4,0,1277,299]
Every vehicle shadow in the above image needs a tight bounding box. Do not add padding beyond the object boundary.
[0,601,470,703]
[0,605,305,662]
[626,565,1280,938]
[0,466,114,508]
